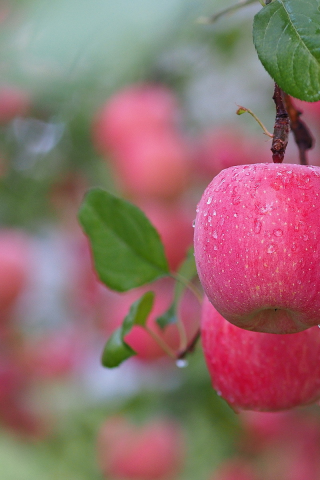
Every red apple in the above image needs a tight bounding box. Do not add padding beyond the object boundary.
[108,128,190,200]
[194,163,320,333]
[194,128,270,180]
[0,86,30,124]
[201,296,320,411]
[92,83,178,153]
[97,416,185,480]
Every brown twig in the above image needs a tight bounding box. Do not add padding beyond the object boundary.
[176,329,201,359]
[271,83,290,163]
[283,94,314,165]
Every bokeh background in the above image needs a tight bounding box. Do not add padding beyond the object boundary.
[2,1,320,479]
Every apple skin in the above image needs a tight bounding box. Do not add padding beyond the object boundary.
[201,296,320,412]
[97,416,185,480]
[194,162,320,333]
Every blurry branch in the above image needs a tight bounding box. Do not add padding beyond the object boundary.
[197,0,261,25]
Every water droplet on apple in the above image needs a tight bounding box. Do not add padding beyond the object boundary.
[232,197,241,205]
[213,210,217,216]
[214,245,218,251]
[176,359,188,368]
[213,231,218,239]
[207,197,212,205]
[234,213,238,217]
[273,229,283,237]
[303,234,309,241]
[267,245,275,254]
[192,219,196,228]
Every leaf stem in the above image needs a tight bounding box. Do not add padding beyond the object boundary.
[197,0,260,24]
[171,272,203,305]
[143,325,177,359]
[236,104,273,138]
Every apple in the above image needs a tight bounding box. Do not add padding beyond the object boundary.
[97,415,185,480]
[92,83,178,153]
[0,85,30,124]
[99,279,200,361]
[0,230,31,314]
[110,129,190,200]
[194,128,270,180]
[194,162,320,333]
[208,459,259,480]
[201,296,320,411]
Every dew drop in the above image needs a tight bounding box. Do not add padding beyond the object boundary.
[213,230,218,239]
[234,213,238,217]
[273,229,283,237]
[192,219,196,228]
[291,243,297,251]
[232,196,241,205]
[213,210,217,216]
[207,196,212,205]
[267,245,275,254]
[176,359,188,368]
[214,245,218,251]
[303,234,309,241]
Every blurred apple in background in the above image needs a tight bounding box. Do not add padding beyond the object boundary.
[201,296,320,412]
[0,85,30,124]
[97,415,186,480]
[92,83,191,200]
[194,163,320,334]
[0,230,31,315]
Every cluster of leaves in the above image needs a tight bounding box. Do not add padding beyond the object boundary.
[78,188,198,368]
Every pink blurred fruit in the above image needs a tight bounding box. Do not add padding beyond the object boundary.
[201,296,320,411]
[0,86,30,123]
[97,416,185,480]
[0,230,31,313]
[194,163,320,333]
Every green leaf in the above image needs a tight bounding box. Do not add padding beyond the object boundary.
[253,0,320,101]
[101,291,155,368]
[156,303,177,330]
[78,188,170,292]
[101,328,136,368]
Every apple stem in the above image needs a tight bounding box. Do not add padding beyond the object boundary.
[197,0,259,25]
[271,83,290,163]
[236,105,273,138]
[283,94,314,166]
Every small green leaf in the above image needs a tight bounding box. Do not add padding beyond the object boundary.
[253,0,320,101]
[78,188,170,292]
[123,291,155,332]
[101,291,155,368]
[156,303,177,330]
[101,328,136,368]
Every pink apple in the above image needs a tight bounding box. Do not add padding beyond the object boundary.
[99,279,200,361]
[194,128,270,180]
[0,230,31,313]
[201,296,320,411]
[194,162,320,333]
[92,83,178,153]
[0,86,30,124]
[97,416,185,480]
